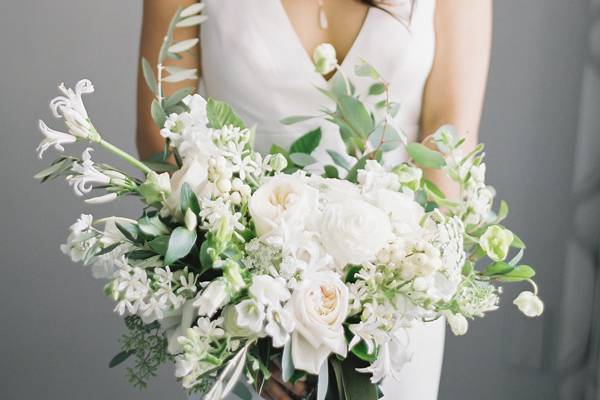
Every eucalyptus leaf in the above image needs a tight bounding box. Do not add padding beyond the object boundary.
[280,115,317,125]
[324,165,339,178]
[141,58,158,95]
[346,156,367,183]
[406,143,446,169]
[164,87,193,109]
[148,235,169,256]
[326,150,351,171]
[354,62,380,79]
[164,227,197,265]
[206,98,245,129]
[290,152,318,167]
[163,69,198,83]
[368,83,385,96]
[337,95,374,139]
[368,124,403,152]
[289,128,322,154]
[151,99,167,128]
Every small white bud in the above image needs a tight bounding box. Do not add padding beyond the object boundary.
[216,177,232,193]
[269,153,288,172]
[184,208,197,231]
[513,291,544,317]
[313,43,338,75]
[443,311,469,336]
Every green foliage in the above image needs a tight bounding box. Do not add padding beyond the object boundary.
[289,128,322,154]
[368,83,385,96]
[151,99,167,128]
[180,183,201,214]
[112,316,173,389]
[280,115,317,125]
[338,354,378,400]
[164,226,197,265]
[368,124,403,152]
[324,165,339,179]
[206,98,245,129]
[34,157,77,182]
[326,150,351,171]
[345,156,367,183]
[164,87,193,109]
[289,152,318,167]
[141,58,158,95]
[406,143,446,169]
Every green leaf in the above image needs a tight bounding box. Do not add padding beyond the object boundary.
[282,340,294,382]
[484,261,514,276]
[109,350,135,368]
[340,355,378,400]
[354,62,380,79]
[331,359,345,400]
[280,115,317,125]
[142,160,178,173]
[351,340,378,363]
[368,83,385,96]
[344,265,362,283]
[115,223,140,243]
[180,183,200,215]
[151,99,167,129]
[138,215,169,237]
[368,124,403,152]
[164,227,197,265]
[269,144,289,157]
[337,95,374,139]
[498,265,535,282]
[345,156,367,183]
[148,235,170,256]
[511,233,526,249]
[126,249,157,260]
[206,98,245,129]
[199,240,214,271]
[324,165,339,179]
[496,200,509,223]
[164,87,193,109]
[327,150,351,171]
[95,243,121,257]
[406,143,446,169]
[422,179,446,199]
[141,58,158,95]
[34,158,71,180]
[289,153,318,167]
[289,128,322,154]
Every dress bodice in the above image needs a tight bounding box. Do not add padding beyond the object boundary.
[199,0,436,166]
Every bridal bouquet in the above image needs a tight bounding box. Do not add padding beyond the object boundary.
[34,5,543,400]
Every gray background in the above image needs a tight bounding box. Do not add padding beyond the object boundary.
[1,1,598,399]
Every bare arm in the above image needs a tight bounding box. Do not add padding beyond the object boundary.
[420,0,493,197]
[137,0,201,160]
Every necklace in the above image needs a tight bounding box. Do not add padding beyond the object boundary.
[318,0,328,30]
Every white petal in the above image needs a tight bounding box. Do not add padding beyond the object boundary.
[180,2,205,18]
[168,38,199,53]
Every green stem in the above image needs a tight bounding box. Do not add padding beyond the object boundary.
[335,64,351,95]
[99,139,152,175]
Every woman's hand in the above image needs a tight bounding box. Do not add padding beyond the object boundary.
[261,363,308,400]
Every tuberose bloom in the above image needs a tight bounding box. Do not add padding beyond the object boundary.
[513,291,544,317]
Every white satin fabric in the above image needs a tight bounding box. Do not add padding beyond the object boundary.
[198,1,444,398]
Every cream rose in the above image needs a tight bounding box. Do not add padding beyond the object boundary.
[289,271,349,374]
[320,199,392,266]
[371,189,424,237]
[164,156,212,216]
[249,174,319,237]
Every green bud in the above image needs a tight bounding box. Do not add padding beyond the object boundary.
[269,153,288,173]
[392,163,423,192]
[480,225,513,261]
[138,171,171,205]
[222,260,246,292]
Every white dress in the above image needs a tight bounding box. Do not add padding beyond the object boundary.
[198,0,445,399]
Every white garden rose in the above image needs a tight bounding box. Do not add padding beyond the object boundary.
[249,174,319,238]
[165,155,212,216]
[320,199,392,266]
[371,189,424,237]
[513,291,544,317]
[289,271,349,374]
[308,175,362,203]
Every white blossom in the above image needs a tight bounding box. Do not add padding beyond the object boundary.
[67,148,110,196]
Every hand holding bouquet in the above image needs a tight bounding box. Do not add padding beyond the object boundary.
[34,5,543,400]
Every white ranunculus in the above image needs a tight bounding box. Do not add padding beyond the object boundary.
[289,271,349,374]
[372,189,424,237]
[320,199,392,266]
[249,174,319,238]
[443,311,469,336]
[193,280,229,317]
[309,175,362,203]
[165,156,212,216]
[313,43,337,75]
[513,291,544,317]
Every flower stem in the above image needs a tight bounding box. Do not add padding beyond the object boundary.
[98,139,152,175]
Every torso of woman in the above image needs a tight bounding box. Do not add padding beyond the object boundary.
[198,1,445,399]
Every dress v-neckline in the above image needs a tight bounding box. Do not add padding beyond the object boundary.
[273,0,373,83]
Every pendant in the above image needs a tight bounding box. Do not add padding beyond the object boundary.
[319,2,328,30]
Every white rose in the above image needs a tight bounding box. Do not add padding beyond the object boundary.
[249,174,319,238]
[513,291,544,317]
[193,280,229,317]
[309,175,362,203]
[165,156,212,216]
[443,311,469,336]
[320,199,392,266]
[371,189,424,237]
[289,271,349,374]
[313,43,337,75]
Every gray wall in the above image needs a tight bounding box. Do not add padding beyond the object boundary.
[0,1,593,399]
